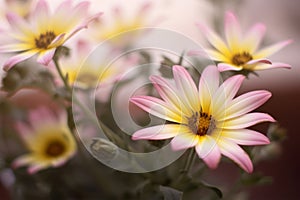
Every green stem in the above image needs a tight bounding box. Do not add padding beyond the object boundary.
[182,148,196,174]
[52,57,128,150]
[53,58,71,92]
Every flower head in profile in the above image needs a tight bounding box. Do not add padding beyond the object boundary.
[192,11,291,73]
[131,65,274,173]
[0,0,102,71]
[13,108,77,174]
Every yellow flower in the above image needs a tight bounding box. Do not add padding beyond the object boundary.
[13,108,77,174]
[0,0,102,71]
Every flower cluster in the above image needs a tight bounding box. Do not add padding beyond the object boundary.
[0,1,291,199]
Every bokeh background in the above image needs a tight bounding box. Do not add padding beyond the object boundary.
[0,0,299,199]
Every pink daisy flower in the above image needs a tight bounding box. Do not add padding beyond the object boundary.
[131,65,274,173]
[0,0,102,71]
[191,11,291,72]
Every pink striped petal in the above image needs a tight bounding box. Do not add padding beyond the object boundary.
[221,129,270,145]
[64,12,103,41]
[251,62,291,71]
[49,33,66,47]
[150,75,189,115]
[130,96,183,123]
[225,11,241,51]
[28,163,48,174]
[218,139,253,173]
[33,0,50,32]
[173,65,200,111]
[243,23,266,53]
[3,50,38,71]
[0,43,32,53]
[132,124,183,140]
[12,155,35,168]
[246,58,271,65]
[72,1,90,17]
[218,63,242,72]
[196,23,230,55]
[37,49,56,66]
[6,12,32,35]
[221,90,272,121]
[205,49,229,62]
[221,75,245,100]
[255,39,292,58]
[222,112,275,129]
[195,135,221,169]
[199,65,220,112]
[171,131,199,150]
[212,75,245,119]
[51,158,68,167]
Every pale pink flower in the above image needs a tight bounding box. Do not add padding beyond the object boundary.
[0,0,102,71]
[131,65,273,173]
[191,11,291,72]
[13,107,77,174]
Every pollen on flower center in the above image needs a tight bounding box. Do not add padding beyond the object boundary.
[232,52,253,66]
[188,112,213,136]
[35,31,56,49]
[45,140,66,157]
[197,112,212,136]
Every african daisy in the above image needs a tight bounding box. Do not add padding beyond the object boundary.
[13,108,77,174]
[131,65,274,173]
[0,0,102,71]
[192,11,291,72]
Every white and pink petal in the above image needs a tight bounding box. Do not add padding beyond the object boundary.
[221,112,275,130]
[132,124,184,140]
[195,135,221,169]
[218,138,253,173]
[221,129,270,145]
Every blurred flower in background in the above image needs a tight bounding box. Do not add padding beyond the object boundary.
[191,11,291,73]
[89,1,160,49]
[0,0,102,70]
[12,107,77,174]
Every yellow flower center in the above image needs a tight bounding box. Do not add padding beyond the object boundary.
[188,112,214,136]
[45,140,66,157]
[35,31,56,49]
[232,52,253,66]
[197,112,212,136]
[76,72,99,86]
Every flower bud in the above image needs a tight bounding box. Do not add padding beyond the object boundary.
[90,138,119,161]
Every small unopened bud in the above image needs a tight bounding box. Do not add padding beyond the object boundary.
[267,123,287,142]
[90,138,119,161]
[258,142,282,161]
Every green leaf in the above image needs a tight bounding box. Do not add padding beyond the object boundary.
[197,181,223,198]
[241,173,273,186]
